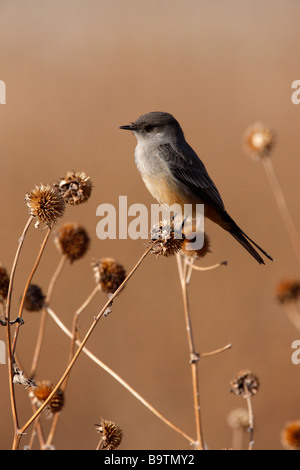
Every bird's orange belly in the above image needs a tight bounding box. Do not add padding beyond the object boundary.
[141,173,227,228]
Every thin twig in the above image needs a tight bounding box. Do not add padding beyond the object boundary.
[245,393,254,450]
[262,156,300,265]
[5,216,33,443]
[69,285,100,362]
[45,284,100,446]
[26,404,46,450]
[176,253,204,450]
[187,260,228,272]
[184,256,227,285]
[30,254,67,379]
[11,227,52,357]
[232,427,244,451]
[45,305,196,447]
[199,343,232,358]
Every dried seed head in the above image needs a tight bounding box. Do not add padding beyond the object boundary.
[49,389,65,413]
[148,220,185,257]
[25,184,65,228]
[33,380,64,413]
[244,123,276,160]
[0,265,9,302]
[54,223,90,263]
[33,380,53,402]
[24,284,45,312]
[54,171,92,206]
[230,370,259,397]
[95,418,123,450]
[91,258,126,294]
[276,279,300,304]
[181,232,211,259]
[281,421,300,450]
[227,408,250,429]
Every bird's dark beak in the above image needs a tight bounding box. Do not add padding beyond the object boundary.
[119,124,135,131]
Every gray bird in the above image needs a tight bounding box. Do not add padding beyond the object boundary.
[120,111,273,264]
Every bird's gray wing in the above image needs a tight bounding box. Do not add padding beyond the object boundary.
[158,142,225,211]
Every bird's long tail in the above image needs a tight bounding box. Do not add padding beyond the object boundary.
[225,214,274,265]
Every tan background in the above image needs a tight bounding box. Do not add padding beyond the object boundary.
[0,0,300,450]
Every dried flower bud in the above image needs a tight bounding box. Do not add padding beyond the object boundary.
[92,258,126,294]
[25,184,65,228]
[24,284,45,312]
[281,421,300,450]
[33,380,64,413]
[244,123,276,160]
[49,389,65,413]
[54,171,92,206]
[227,408,249,429]
[0,265,9,302]
[181,232,211,259]
[95,418,123,450]
[54,223,90,263]
[230,370,259,397]
[276,280,300,304]
[148,220,185,257]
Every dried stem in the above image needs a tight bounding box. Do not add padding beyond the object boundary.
[14,243,158,449]
[199,343,232,358]
[30,254,67,379]
[46,305,196,447]
[185,259,227,285]
[176,253,204,450]
[262,156,300,265]
[69,285,100,361]
[5,216,33,444]
[232,427,244,451]
[45,284,100,446]
[186,260,228,272]
[12,227,52,356]
[26,404,46,450]
[245,392,254,450]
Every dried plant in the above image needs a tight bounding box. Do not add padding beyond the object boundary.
[23,284,46,312]
[230,370,259,450]
[244,123,300,265]
[148,219,185,257]
[25,184,65,228]
[54,223,90,263]
[281,421,300,450]
[227,408,250,450]
[54,171,92,206]
[276,279,300,330]
[0,265,10,303]
[91,257,126,294]
[95,418,123,450]
[244,122,276,160]
[2,147,291,452]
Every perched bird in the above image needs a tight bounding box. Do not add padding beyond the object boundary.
[120,111,273,265]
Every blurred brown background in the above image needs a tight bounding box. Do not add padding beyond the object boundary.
[0,0,300,450]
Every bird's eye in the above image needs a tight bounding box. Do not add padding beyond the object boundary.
[144,124,155,132]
